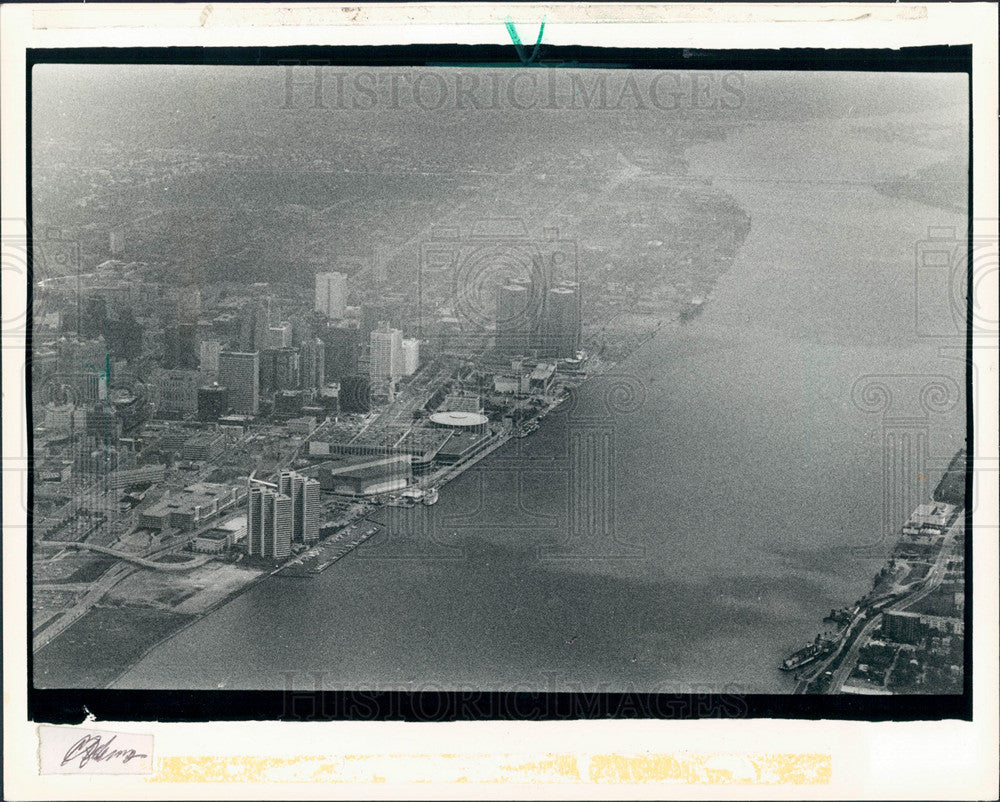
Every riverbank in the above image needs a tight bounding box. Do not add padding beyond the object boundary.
[793,451,967,694]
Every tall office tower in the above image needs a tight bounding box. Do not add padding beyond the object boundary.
[218,351,259,415]
[265,321,293,350]
[299,337,326,390]
[53,336,109,405]
[247,484,294,559]
[496,283,538,356]
[199,339,222,373]
[156,369,201,416]
[401,338,420,376]
[274,348,301,393]
[260,348,301,397]
[164,321,199,369]
[320,324,360,381]
[56,336,108,377]
[239,301,270,353]
[540,283,582,358]
[315,272,348,319]
[109,229,125,256]
[106,307,143,361]
[197,383,229,421]
[278,470,321,544]
[369,323,403,380]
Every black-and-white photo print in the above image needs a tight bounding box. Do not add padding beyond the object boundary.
[29,63,970,698]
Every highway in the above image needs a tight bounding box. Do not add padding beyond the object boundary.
[33,561,137,652]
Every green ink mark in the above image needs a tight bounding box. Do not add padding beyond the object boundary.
[504,16,546,65]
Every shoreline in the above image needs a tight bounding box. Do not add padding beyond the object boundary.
[103,567,273,689]
[790,452,967,694]
[99,302,718,689]
[44,138,749,691]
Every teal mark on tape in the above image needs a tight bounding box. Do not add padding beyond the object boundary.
[504,16,546,65]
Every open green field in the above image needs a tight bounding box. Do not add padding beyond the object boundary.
[34,605,195,688]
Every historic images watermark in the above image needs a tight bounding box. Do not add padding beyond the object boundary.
[276,669,751,719]
[914,222,998,341]
[849,373,964,558]
[4,223,80,523]
[4,221,77,341]
[280,66,746,113]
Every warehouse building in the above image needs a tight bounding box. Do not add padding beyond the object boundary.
[316,454,413,496]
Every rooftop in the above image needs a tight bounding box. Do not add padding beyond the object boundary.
[429,411,489,427]
[529,363,556,381]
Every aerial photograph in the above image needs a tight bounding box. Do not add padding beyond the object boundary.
[30,64,968,694]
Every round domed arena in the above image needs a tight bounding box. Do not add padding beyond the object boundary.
[429,411,490,434]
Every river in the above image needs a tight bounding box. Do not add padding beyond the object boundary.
[114,97,967,693]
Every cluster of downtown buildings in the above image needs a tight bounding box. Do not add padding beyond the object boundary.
[32,235,584,566]
[211,271,423,420]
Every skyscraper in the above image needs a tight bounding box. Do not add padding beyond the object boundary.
[299,337,326,391]
[80,295,108,340]
[278,470,321,544]
[320,324,360,381]
[265,321,293,350]
[164,320,199,369]
[247,483,293,559]
[315,272,348,319]
[370,323,403,380]
[496,283,536,356]
[218,351,259,415]
[197,383,229,421]
[239,301,269,353]
[540,283,582,358]
[339,375,371,413]
[260,348,301,397]
[401,338,420,376]
[156,369,200,416]
[199,339,221,373]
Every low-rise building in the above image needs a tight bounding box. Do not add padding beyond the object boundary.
[316,454,412,496]
[181,431,224,461]
[190,529,230,554]
[287,416,317,436]
[139,482,243,531]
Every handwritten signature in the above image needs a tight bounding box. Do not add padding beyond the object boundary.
[60,734,148,769]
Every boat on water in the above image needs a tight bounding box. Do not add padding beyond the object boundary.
[422,487,439,505]
[781,637,836,672]
[516,421,540,438]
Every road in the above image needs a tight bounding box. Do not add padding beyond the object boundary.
[351,360,455,441]
[44,540,215,572]
[801,517,962,694]
[33,561,137,652]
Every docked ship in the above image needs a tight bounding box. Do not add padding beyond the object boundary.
[516,421,540,438]
[780,636,836,672]
[422,487,439,505]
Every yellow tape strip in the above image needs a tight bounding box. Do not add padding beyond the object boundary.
[149,752,832,785]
